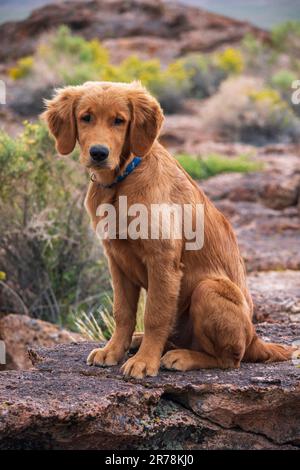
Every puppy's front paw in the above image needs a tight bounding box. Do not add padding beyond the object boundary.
[121,354,159,379]
[87,347,123,367]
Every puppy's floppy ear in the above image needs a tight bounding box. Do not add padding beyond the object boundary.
[41,86,80,155]
[129,83,164,157]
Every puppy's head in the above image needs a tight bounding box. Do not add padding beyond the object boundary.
[42,81,164,171]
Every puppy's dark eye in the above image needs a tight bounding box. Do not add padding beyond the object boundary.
[114,117,124,126]
[81,114,91,123]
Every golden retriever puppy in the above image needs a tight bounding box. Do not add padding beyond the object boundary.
[43,81,294,379]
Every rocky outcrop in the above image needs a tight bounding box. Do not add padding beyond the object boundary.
[218,200,300,272]
[0,322,299,450]
[0,314,83,370]
[0,0,270,65]
[194,147,300,273]
[200,168,300,210]
[249,271,300,323]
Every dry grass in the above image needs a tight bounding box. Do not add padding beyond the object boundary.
[74,289,145,341]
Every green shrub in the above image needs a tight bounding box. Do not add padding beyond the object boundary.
[271,70,297,92]
[8,56,34,80]
[0,121,56,202]
[181,48,243,101]
[214,47,244,75]
[0,121,111,323]
[182,54,226,99]
[242,33,262,56]
[18,26,192,113]
[201,153,262,177]
[176,154,204,179]
[51,26,109,65]
[201,77,300,146]
[271,20,300,51]
[249,87,282,105]
[36,26,110,85]
[102,55,191,113]
[241,33,279,71]
[176,153,261,180]
[247,86,300,143]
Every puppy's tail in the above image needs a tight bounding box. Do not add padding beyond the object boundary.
[244,334,294,363]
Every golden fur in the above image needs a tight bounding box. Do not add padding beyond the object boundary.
[43,81,294,378]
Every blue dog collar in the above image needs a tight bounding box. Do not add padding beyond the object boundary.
[92,156,142,189]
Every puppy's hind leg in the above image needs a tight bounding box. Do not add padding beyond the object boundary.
[161,348,220,371]
[162,277,252,371]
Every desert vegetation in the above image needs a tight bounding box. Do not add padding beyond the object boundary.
[6,24,300,138]
[0,121,110,327]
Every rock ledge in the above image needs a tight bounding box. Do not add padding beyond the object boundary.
[0,322,299,449]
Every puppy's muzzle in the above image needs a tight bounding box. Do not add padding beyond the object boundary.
[89,145,109,163]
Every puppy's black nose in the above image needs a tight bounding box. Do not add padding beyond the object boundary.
[90,145,109,162]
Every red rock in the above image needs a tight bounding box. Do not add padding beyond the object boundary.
[0,314,83,370]
[216,200,300,272]
[0,0,270,64]
[197,150,300,273]
[0,322,298,449]
[201,172,300,210]
[248,271,300,323]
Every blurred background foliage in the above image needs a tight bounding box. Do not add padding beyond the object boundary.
[1,16,300,337]
[8,24,300,124]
